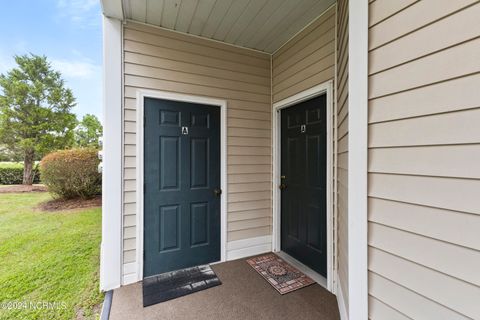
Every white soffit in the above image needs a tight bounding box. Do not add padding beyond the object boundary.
[120,0,335,53]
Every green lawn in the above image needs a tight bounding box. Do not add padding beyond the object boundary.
[0,192,103,320]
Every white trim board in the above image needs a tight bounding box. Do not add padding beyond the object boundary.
[272,81,336,293]
[348,0,369,319]
[226,235,272,261]
[337,277,349,320]
[100,16,123,292]
[133,89,228,284]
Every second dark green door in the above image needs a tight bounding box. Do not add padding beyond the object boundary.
[143,97,221,277]
[281,94,327,277]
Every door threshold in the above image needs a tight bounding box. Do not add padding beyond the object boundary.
[275,251,328,290]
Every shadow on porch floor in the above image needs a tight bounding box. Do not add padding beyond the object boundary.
[110,255,340,320]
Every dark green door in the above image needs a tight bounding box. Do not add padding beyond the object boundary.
[280,94,327,277]
[143,97,221,277]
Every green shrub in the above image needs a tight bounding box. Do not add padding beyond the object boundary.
[40,149,101,199]
[0,162,40,185]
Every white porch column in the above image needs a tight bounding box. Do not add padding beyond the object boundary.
[100,15,123,291]
[347,0,369,319]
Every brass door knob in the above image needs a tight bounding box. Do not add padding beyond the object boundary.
[279,183,287,190]
[214,188,222,196]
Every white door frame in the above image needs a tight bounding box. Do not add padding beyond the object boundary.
[272,81,335,293]
[135,89,228,282]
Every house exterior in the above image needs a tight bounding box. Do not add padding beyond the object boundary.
[99,0,480,319]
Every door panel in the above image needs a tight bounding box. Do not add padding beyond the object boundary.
[144,98,221,277]
[281,94,327,277]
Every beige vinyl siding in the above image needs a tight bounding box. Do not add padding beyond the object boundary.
[122,22,272,279]
[336,0,349,313]
[272,6,336,103]
[368,1,480,319]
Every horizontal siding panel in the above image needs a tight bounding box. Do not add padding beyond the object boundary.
[123,250,136,263]
[369,109,480,147]
[227,165,271,174]
[228,226,271,242]
[229,208,271,222]
[273,7,335,62]
[369,0,476,49]
[369,296,411,320]
[124,156,136,168]
[368,0,417,27]
[228,217,271,232]
[273,25,335,76]
[124,51,270,86]
[228,109,271,121]
[369,37,480,98]
[124,214,136,227]
[124,226,136,239]
[369,222,480,286]
[124,28,270,68]
[228,173,271,184]
[273,53,335,95]
[228,146,270,156]
[228,127,271,138]
[227,155,271,165]
[228,191,271,203]
[124,63,270,95]
[369,273,469,320]
[228,137,271,147]
[369,73,480,123]
[369,144,480,179]
[274,41,335,85]
[369,198,480,250]
[228,182,271,193]
[369,247,480,319]
[228,200,270,212]
[124,180,136,192]
[274,66,335,102]
[124,39,268,77]
[124,203,136,215]
[369,3,480,74]
[369,173,480,215]
[227,118,270,129]
[125,75,269,103]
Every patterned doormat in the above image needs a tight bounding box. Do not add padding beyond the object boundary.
[247,253,315,294]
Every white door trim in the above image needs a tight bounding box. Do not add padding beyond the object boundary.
[272,80,335,293]
[135,89,228,282]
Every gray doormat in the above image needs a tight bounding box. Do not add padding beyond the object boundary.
[142,265,221,307]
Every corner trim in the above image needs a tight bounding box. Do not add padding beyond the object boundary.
[134,89,228,283]
[100,16,123,292]
[347,0,369,318]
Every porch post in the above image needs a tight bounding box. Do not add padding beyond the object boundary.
[347,0,369,319]
[100,15,123,291]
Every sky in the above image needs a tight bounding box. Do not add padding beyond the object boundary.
[0,0,103,120]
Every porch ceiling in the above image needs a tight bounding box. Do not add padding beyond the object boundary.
[102,0,335,53]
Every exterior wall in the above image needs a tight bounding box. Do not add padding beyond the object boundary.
[272,6,335,103]
[336,0,349,314]
[367,1,480,319]
[121,22,272,283]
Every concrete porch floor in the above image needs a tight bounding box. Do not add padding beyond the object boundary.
[110,256,340,320]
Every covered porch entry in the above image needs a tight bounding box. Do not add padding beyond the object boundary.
[100,0,363,318]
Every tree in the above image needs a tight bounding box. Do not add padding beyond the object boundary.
[75,114,103,148]
[0,54,77,185]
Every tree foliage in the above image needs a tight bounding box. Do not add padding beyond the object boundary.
[75,114,103,148]
[0,54,77,184]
